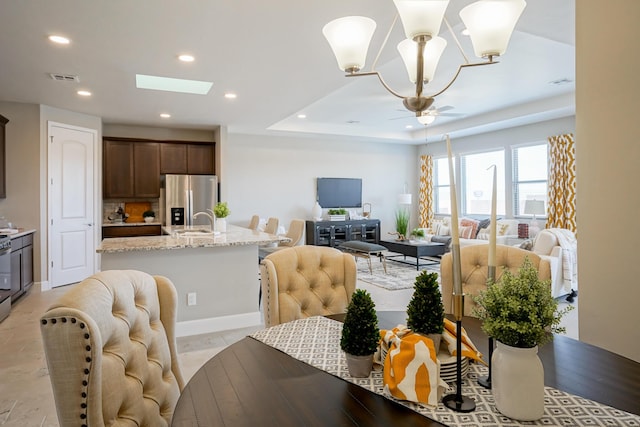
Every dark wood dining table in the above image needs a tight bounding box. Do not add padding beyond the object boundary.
[171,312,640,426]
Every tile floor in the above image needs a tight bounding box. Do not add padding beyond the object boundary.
[0,273,578,426]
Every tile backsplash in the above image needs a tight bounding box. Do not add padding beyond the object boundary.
[103,199,160,223]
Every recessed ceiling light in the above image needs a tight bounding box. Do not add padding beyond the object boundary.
[160,113,171,118]
[49,35,70,44]
[461,29,470,36]
[178,54,195,62]
[135,74,213,95]
[224,92,237,99]
[297,114,307,119]
[405,125,414,129]
[77,90,91,97]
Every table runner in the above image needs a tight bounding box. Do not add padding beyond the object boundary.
[251,316,640,427]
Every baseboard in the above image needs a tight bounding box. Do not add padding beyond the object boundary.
[39,281,52,291]
[176,311,262,337]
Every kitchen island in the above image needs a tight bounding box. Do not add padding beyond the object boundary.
[97,224,289,336]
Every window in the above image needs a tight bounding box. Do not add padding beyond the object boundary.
[434,157,452,214]
[513,144,548,217]
[461,150,505,216]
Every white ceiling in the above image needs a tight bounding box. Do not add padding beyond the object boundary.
[0,0,575,145]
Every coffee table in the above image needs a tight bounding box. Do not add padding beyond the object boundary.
[379,239,446,270]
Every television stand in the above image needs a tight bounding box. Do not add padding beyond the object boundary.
[305,219,380,247]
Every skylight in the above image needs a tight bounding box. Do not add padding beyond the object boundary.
[135,74,213,95]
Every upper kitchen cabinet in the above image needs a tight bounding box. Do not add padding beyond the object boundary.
[0,114,8,199]
[160,142,215,175]
[103,138,160,198]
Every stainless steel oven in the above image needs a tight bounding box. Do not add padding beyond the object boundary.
[0,236,11,290]
[0,235,11,322]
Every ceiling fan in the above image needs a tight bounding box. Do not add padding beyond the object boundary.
[389,105,463,124]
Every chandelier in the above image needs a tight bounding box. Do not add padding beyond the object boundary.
[322,0,527,120]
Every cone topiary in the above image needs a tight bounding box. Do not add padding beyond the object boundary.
[406,271,445,335]
[340,289,380,356]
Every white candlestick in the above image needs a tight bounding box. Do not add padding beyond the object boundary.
[446,135,462,296]
[447,136,459,246]
[489,165,497,269]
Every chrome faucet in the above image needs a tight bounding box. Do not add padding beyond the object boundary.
[193,210,216,232]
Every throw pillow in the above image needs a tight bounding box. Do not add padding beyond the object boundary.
[477,218,491,237]
[460,218,480,239]
[519,239,534,251]
[498,223,510,235]
[459,225,473,239]
[439,225,450,236]
[476,227,490,240]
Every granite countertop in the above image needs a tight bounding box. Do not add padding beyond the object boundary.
[0,228,36,239]
[96,224,291,254]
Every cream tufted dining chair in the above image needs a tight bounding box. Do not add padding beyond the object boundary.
[260,245,357,327]
[440,245,551,317]
[263,217,279,235]
[248,214,260,230]
[258,219,306,259]
[40,270,185,427]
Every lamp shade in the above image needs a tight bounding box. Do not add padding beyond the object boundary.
[397,193,412,205]
[459,0,526,58]
[417,113,436,125]
[397,36,447,83]
[393,0,450,39]
[322,16,376,72]
[524,199,545,216]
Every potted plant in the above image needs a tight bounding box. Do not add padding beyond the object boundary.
[328,208,347,221]
[410,228,425,241]
[394,209,409,239]
[142,210,155,223]
[340,289,380,377]
[406,271,444,352]
[213,202,230,232]
[472,257,573,421]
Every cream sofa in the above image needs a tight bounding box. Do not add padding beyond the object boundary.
[418,218,520,250]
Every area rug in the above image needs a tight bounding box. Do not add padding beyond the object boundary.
[355,258,440,291]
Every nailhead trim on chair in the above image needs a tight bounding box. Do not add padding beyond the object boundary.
[41,316,91,427]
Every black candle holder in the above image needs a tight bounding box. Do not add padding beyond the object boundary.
[478,265,496,389]
[442,295,476,413]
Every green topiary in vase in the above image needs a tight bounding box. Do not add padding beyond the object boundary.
[340,289,380,377]
[406,270,445,352]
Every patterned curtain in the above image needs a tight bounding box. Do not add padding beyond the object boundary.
[419,155,434,228]
[547,133,577,233]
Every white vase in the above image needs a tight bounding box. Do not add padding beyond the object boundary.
[312,201,322,221]
[216,217,227,233]
[492,341,545,421]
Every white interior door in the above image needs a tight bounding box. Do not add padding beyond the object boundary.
[48,122,97,287]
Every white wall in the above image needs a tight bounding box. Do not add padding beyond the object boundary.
[576,1,640,362]
[224,133,420,237]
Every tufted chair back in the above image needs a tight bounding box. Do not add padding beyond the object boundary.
[441,245,551,317]
[40,270,185,427]
[260,245,357,327]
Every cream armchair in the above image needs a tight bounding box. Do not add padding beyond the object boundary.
[260,245,356,327]
[441,245,551,317]
[40,270,185,427]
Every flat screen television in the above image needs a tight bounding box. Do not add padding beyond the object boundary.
[317,177,362,208]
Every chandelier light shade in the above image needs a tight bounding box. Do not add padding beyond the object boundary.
[397,36,447,83]
[392,0,450,39]
[322,16,376,72]
[323,0,526,117]
[417,113,436,125]
[459,0,527,58]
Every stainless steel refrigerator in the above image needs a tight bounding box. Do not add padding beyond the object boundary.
[162,174,218,227]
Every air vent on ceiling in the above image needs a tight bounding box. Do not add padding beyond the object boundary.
[49,73,80,82]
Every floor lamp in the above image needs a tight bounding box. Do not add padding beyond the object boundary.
[524,199,545,238]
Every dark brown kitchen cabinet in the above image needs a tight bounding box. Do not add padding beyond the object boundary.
[187,144,214,175]
[160,142,214,175]
[160,143,187,174]
[102,225,161,238]
[0,114,8,199]
[10,233,34,301]
[103,139,160,198]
